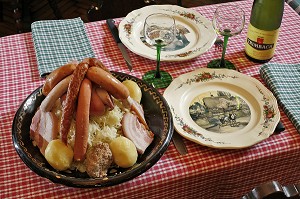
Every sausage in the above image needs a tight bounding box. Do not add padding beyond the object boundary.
[90,86,106,116]
[60,62,89,144]
[82,57,110,72]
[40,75,72,112]
[95,87,114,110]
[60,93,67,106]
[86,66,130,100]
[42,62,77,96]
[74,78,92,161]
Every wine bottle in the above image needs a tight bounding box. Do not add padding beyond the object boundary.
[245,0,284,63]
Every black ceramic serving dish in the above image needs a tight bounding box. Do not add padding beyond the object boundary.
[12,72,173,188]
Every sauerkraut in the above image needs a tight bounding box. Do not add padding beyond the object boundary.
[52,98,127,172]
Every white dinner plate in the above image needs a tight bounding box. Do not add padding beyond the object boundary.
[118,5,217,61]
[164,68,280,149]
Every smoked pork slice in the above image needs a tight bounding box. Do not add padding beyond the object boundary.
[30,108,41,142]
[122,112,154,154]
[126,97,149,130]
[30,109,59,155]
[39,110,59,142]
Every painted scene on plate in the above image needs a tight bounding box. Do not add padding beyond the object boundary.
[189,91,251,133]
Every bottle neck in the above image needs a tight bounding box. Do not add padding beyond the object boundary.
[254,0,283,3]
[250,0,284,30]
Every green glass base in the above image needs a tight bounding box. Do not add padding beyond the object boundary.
[207,59,236,70]
[142,70,172,88]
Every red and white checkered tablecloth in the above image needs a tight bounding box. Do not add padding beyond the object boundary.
[1,0,300,198]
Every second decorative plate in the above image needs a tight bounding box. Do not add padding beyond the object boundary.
[164,68,280,149]
[118,5,217,61]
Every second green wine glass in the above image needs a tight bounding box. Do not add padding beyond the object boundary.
[207,5,245,70]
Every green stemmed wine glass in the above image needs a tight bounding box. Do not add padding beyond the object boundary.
[207,5,245,70]
[142,13,176,88]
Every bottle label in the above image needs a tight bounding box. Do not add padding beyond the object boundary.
[245,24,279,60]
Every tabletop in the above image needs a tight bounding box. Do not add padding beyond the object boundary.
[1,0,300,198]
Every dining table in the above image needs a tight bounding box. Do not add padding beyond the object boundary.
[1,0,300,198]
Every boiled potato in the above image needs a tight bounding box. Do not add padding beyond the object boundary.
[109,136,137,168]
[122,80,142,103]
[45,139,74,171]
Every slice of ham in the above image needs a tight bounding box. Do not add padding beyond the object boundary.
[30,109,59,155]
[125,96,149,130]
[30,109,45,154]
[122,112,154,154]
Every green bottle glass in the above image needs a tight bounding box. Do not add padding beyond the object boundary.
[245,0,284,63]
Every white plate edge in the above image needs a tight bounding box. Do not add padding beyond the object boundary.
[119,5,217,61]
[163,68,280,149]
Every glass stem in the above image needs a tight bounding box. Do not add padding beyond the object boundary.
[220,35,229,68]
[155,43,162,78]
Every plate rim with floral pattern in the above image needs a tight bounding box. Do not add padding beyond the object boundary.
[118,5,217,61]
[163,68,280,149]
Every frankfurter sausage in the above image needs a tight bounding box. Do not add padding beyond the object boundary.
[74,78,92,161]
[42,62,77,96]
[95,87,114,110]
[40,75,72,112]
[90,86,106,116]
[60,93,67,106]
[60,62,89,144]
[82,57,109,72]
[86,67,130,100]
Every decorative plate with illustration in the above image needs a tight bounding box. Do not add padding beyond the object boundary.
[119,5,217,61]
[164,68,280,149]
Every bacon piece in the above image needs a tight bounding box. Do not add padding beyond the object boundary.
[30,109,41,142]
[60,62,89,144]
[126,96,149,130]
[30,109,59,155]
[40,111,59,142]
[122,112,154,154]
